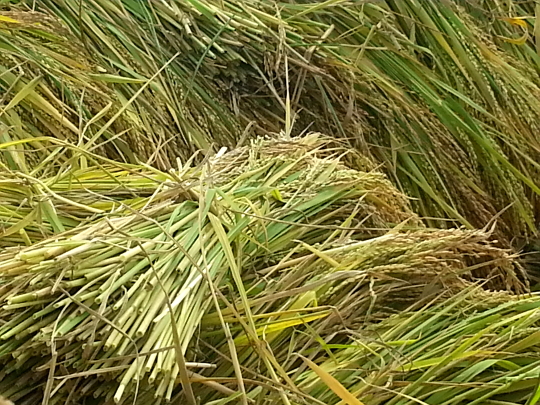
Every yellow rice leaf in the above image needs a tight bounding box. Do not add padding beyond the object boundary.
[40,48,88,70]
[498,17,529,45]
[299,354,366,405]
[89,74,147,84]
[3,76,42,113]
[234,311,329,345]
[500,17,528,28]
[498,32,528,45]
[387,217,413,234]
[507,330,540,353]
[0,210,36,239]
[0,15,21,24]
[297,241,340,268]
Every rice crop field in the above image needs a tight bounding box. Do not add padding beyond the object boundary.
[1,1,540,404]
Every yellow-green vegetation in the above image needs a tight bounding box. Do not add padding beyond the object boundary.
[4,0,540,240]
[1,1,540,404]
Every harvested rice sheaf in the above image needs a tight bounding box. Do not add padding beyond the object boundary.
[0,135,409,403]
[198,232,527,404]
[0,136,527,404]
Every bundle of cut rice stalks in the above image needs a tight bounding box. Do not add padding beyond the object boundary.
[198,233,527,404]
[291,287,540,405]
[0,134,413,404]
[0,135,527,405]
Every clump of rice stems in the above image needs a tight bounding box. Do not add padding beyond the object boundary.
[290,287,540,405]
[198,228,525,404]
[0,135,418,404]
[0,7,235,171]
[19,0,540,244]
